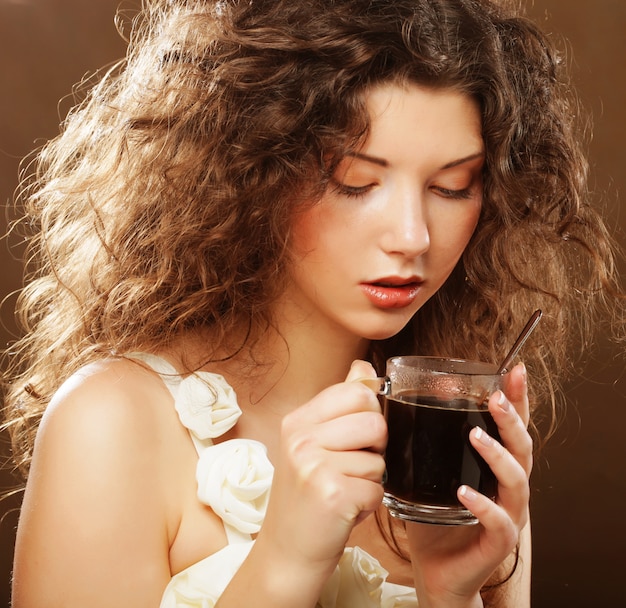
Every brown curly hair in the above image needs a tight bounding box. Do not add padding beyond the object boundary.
[3,0,624,481]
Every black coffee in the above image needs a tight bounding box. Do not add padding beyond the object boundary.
[383,391,500,508]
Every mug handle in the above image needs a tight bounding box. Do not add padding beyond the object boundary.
[355,377,391,396]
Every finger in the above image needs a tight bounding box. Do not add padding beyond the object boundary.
[292,455,385,523]
[469,427,530,526]
[288,448,385,492]
[457,485,520,555]
[501,362,529,425]
[330,449,387,482]
[342,475,386,525]
[314,410,387,454]
[286,382,381,430]
[487,390,533,476]
[345,359,378,382]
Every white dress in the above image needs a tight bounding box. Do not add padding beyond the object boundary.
[129,354,418,608]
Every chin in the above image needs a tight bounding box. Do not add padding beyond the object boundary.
[354,320,414,342]
[337,308,418,343]
[361,330,405,342]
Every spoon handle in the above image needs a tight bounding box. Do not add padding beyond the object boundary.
[497,309,543,374]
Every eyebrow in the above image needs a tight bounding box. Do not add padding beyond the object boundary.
[348,151,485,170]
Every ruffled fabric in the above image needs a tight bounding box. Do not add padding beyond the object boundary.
[161,546,417,608]
[175,373,241,441]
[160,542,254,608]
[196,438,273,535]
[130,354,418,607]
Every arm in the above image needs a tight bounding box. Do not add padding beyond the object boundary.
[405,363,533,608]
[216,361,388,608]
[12,360,178,608]
[487,520,531,607]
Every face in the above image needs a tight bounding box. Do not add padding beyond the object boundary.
[282,83,484,343]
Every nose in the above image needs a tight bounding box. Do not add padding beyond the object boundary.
[379,186,430,258]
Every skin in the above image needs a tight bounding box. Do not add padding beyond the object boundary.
[12,84,532,608]
[285,84,484,344]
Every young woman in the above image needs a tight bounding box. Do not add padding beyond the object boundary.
[3,0,623,606]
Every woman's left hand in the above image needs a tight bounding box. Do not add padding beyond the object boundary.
[405,362,532,608]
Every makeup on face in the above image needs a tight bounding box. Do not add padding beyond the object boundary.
[283,83,484,342]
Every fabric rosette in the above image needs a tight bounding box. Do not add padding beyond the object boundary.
[318,546,387,608]
[196,438,273,535]
[174,372,242,440]
[318,547,417,608]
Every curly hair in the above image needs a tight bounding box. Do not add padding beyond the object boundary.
[3,0,623,481]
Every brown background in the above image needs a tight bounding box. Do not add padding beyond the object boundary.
[0,1,624,606]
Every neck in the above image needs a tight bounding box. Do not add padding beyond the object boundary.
[251,324,368,409]
[250,322,370,413]
[193,315,370,416]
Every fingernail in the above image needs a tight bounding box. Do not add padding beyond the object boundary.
[520,362,527,383]
[496,390,510,412]
[474,426,493,447]
[459,485,478,501]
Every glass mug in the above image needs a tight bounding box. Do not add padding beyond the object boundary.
[365,356,506,526]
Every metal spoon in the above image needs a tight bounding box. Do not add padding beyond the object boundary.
[496,309,543,374]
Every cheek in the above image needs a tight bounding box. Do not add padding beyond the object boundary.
[290,200,348,261]
[463,208,481,245]
[460,199,482,242]
[435,205,481,263]
[290,206,322,257]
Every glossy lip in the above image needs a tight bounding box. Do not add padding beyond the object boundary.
[360,275,424,309]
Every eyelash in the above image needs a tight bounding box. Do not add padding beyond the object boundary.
[333,182,374,198]
[433,186,474,200]
[333,182,475,201]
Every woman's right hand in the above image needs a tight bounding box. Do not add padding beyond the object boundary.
[258,360,387,578]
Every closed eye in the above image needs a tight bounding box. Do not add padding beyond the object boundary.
[432,186,474,200]
[332,180,377,199]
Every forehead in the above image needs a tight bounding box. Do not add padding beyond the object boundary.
[362,83,483,156]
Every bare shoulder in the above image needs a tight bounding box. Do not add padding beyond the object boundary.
[30,354,188,508]
[12,357,191,607]
[33,355,191,500]
[47,356,171,424]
